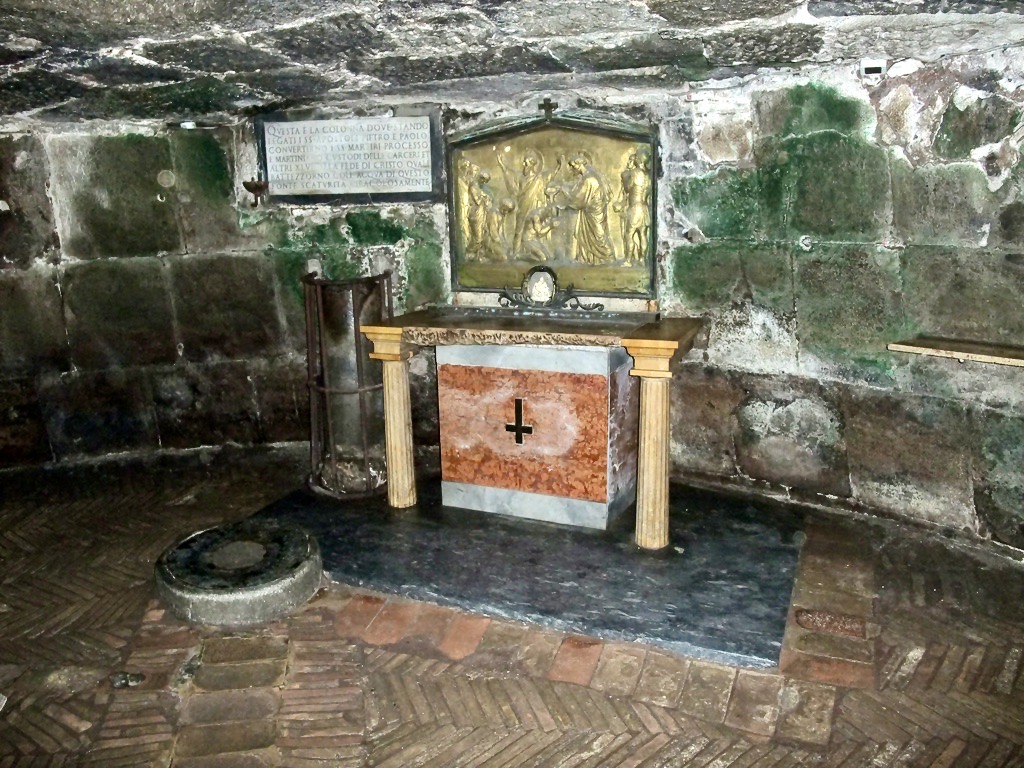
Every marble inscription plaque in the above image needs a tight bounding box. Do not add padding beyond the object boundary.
[264,117,432,196]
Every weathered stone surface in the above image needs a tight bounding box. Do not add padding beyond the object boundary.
[175,720,277,758]
[649,0,801,26]
[48,134,182,258]
[705,24,823,67]
[794,245,904,363]
[171,128,242,253]
[0,135,58,268]
[842,388,976,531]
[677,661,736,723]
[694,115,752,165]
[775,679,836,745]
[62,258,177,369]
[0,70,90,116]
[724,670,782,736]
[0,267,68,376]
[901,247,1024,346]
[151,362,260,449]
[735,393,850,496]
[403,218,447,310]
[143,39,291,72]
[760,133,890,242]
[672,242,792,315]
[263,15,390,65]
[40,369,158,458]
[46,77,264,121]
[670,365,743,476]
[754,84,870,141]
[547,33,710,75]
[672,168,761,240]
[0,378,50,467]
[169,254,283,361]
[934,90,1020,161]
[350,45,571,85]
[408,348,439,447]
[997,202,1024,246]
[250,357,309,444]
[705,303,800,375]
[809,0,1021,14]
[972,411,1024,549]
[891,161,998,247]
[202,636,289,664]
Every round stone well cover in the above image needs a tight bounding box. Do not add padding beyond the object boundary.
[155,518,322,626]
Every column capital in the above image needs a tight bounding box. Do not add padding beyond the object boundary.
[362,324,416,361]
[622,317,702,379]
[621,339,677,378]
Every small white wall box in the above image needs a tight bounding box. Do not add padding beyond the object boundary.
[860,58,888,78]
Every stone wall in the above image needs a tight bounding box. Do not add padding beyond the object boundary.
[2,53,1023,550]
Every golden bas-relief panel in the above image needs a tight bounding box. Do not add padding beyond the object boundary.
[451,127,655,295]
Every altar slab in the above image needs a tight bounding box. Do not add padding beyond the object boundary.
[257,480,803,668]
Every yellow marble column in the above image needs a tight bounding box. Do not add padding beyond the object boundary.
[622,326,692,550]
[361,326,417,508]
[634,375,671,549]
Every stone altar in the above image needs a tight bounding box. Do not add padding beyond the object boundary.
[361,307,701,549]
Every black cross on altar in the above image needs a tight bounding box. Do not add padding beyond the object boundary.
[538,97,558,121]
[504,398,534,444]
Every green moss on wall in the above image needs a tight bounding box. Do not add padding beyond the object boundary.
[795,245,907,365]
[265,217,356,304]
[671,243,742,310]
[404,218,446,309]
[767,132,889,241]
[756,84,869,140]
[171,131,232,203]
[935,96,1020,161]
[672,170,760,239]
[68,134,182,258]
[345,210,407,245]
[891,160,996,247]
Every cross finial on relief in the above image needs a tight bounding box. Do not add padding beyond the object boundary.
[538,97,558,121]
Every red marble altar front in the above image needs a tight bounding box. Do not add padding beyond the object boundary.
[438,365,609,502]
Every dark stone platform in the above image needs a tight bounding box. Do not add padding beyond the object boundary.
[258,480,804,668]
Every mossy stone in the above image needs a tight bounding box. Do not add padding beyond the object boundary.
[974,413,1024,549]
[891,160,997,247]
[935,95,1020,161]
[171,128,242,252]
[671,243,743,311]
[795,245,905,363]
[65,134,182,258]
[901,246,1024,345]
[63,258,177,370]
[672,169,760,240]
[754,84,869,140]
[766,133,890,241]
[404,218,446,310]
[346,210,406,245]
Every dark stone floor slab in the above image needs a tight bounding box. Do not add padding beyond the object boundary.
[259,480,804,668]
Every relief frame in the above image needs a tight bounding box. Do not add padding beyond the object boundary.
[447,110,658,299]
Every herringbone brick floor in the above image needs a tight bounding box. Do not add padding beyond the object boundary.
[1,451,1023,766]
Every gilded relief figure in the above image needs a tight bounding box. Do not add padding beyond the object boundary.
[550,151,616,265]
[495,147,553,258]
[615,148,652,266]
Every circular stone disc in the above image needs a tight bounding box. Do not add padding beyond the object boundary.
[155,518,322,627]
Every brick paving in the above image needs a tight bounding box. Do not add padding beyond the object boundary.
[1,452,1023,765]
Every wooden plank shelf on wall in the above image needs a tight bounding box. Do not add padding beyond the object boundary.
[887,337,1024,368]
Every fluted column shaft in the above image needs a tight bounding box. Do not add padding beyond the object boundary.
[381,358,417,508]
[634,375,670,550]
[362,325,417,509]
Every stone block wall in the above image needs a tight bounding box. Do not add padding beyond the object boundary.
[2,54,1023,552]
[0,127,447,467]
[667,72,1024,550]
